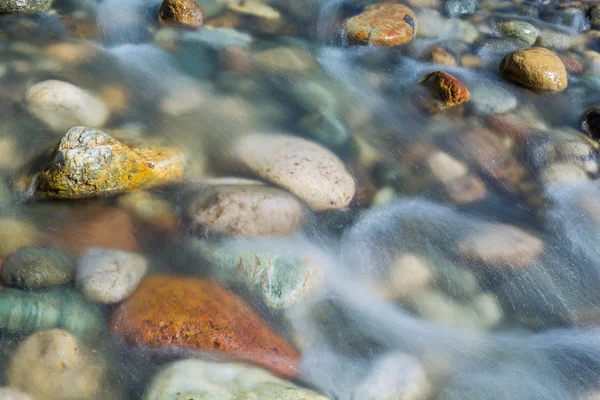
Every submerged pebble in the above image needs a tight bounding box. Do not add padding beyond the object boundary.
[144,359,327,400]
[420,71,470,108]
[9,329,106,400]
[158,0,204,28]
[225,133,356,211]
[32,126,185,199]
[0,388,33,400]
[110,275,300,378]
[76,248,148,304]
[1,247,74,290]
[346,3,417,46]
[499,21,539,45]
[499,47,568,92]
[25,80,109,133]
[0,0,51,13]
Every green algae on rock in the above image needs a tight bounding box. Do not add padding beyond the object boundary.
[0,288,103,339]
[31,126,185,199]
[0,0,51,13]
[143,359,328,400]
[1,246,74,290]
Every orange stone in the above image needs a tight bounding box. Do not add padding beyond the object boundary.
[158,0,204,29]
[420,71,470,108]
[110,275,300,379]
[346,2,417,46]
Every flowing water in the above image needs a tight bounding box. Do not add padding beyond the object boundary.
[2,0,600,398]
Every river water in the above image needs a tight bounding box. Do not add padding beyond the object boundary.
[1,0,600,399]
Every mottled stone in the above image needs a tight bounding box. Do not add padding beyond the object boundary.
[186,183,304,237]
[0,0,51,13]
[499,47,568,92]
[499,20,539,46]
[195,241,323,309]
[0,288,103,339]
[225,134,355,211]
[76,248,148,304]
[9,330,106,400]
[143,359,327,400]
[110,275,300,378]
[581,106,600,141]
[590,4,600,28]
[420,71,470,108]
[346,3,417,46]
[456,223,544,269]
[25,80,109,133]
[158,0,204,28]
[32,127,184,199]
[2,247,74,290]
[442,0,476,17]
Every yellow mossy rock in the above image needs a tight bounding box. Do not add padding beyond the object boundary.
[33,126,184,199]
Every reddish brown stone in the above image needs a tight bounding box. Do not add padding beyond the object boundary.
[420,71,470,108]
[158,0,204,29]
[345,2,417,46]
[110,275,300,379]
[48,206,139,255]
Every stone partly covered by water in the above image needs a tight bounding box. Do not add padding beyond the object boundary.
[420,71,470,109]
[185,180,305,237]
[158,0,204,29]
[499,47,568,92]
[25,80,109,133]
[1,246,74,290]
[224,134,355,211]
[9,329,106,400]
[30,126,185,199]
[0,0,50,13]
[499,21,539,46]
[110,275,300,378]
[345,2,417,46]
[144,359,328,400]
[580,106,600,141]
[192,240,324,310]
[0,288,103,339]
[75,248,148,304]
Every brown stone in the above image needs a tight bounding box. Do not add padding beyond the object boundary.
[422,47,457,66]
[420,71,470,108]
[346,2,417,46]
[158,0,204,29]
[110,275,300,378]
[49,206,139,255]
[499,47,568,92]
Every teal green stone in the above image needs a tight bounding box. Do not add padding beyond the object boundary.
[0,288,104,340]
[499,21,539,46]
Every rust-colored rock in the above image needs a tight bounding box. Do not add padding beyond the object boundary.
[420,71,470,108]
[110,275,300,378]
[158,0,204,29]
[345,2,417,46]
[32,127,184,199]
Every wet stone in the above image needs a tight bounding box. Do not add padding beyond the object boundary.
[143,359,328,400]
[110,275,300,378]
[442,0,477,17]
[25,80,109,133]
[0,0,51,13]
[0,288,103,339]
[590,4,600,28]
[225,133,356,211]
[0,388,33,400]
[456,223,544,269]
[499,20,539,45]
[500,47,567,92]
[469,81,518,114]
[346,2,417,46]
[581,106,600,141]
[9,329,106,400]
[76,248,148,304]
[1,247,74,290]
[158,0,204,28]
[32,126,185,199]
[421,46,458,66]
[195,241,324,310]
[227,0,281,34]
[186,182,304,237]
[420,71,470,108]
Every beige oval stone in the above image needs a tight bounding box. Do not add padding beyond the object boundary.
[456,223,544,269]
[227,134,356,211]
[9,329,106,400]
[25,80,109,132]
[499,47,568,92]
[187,182,304,237]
